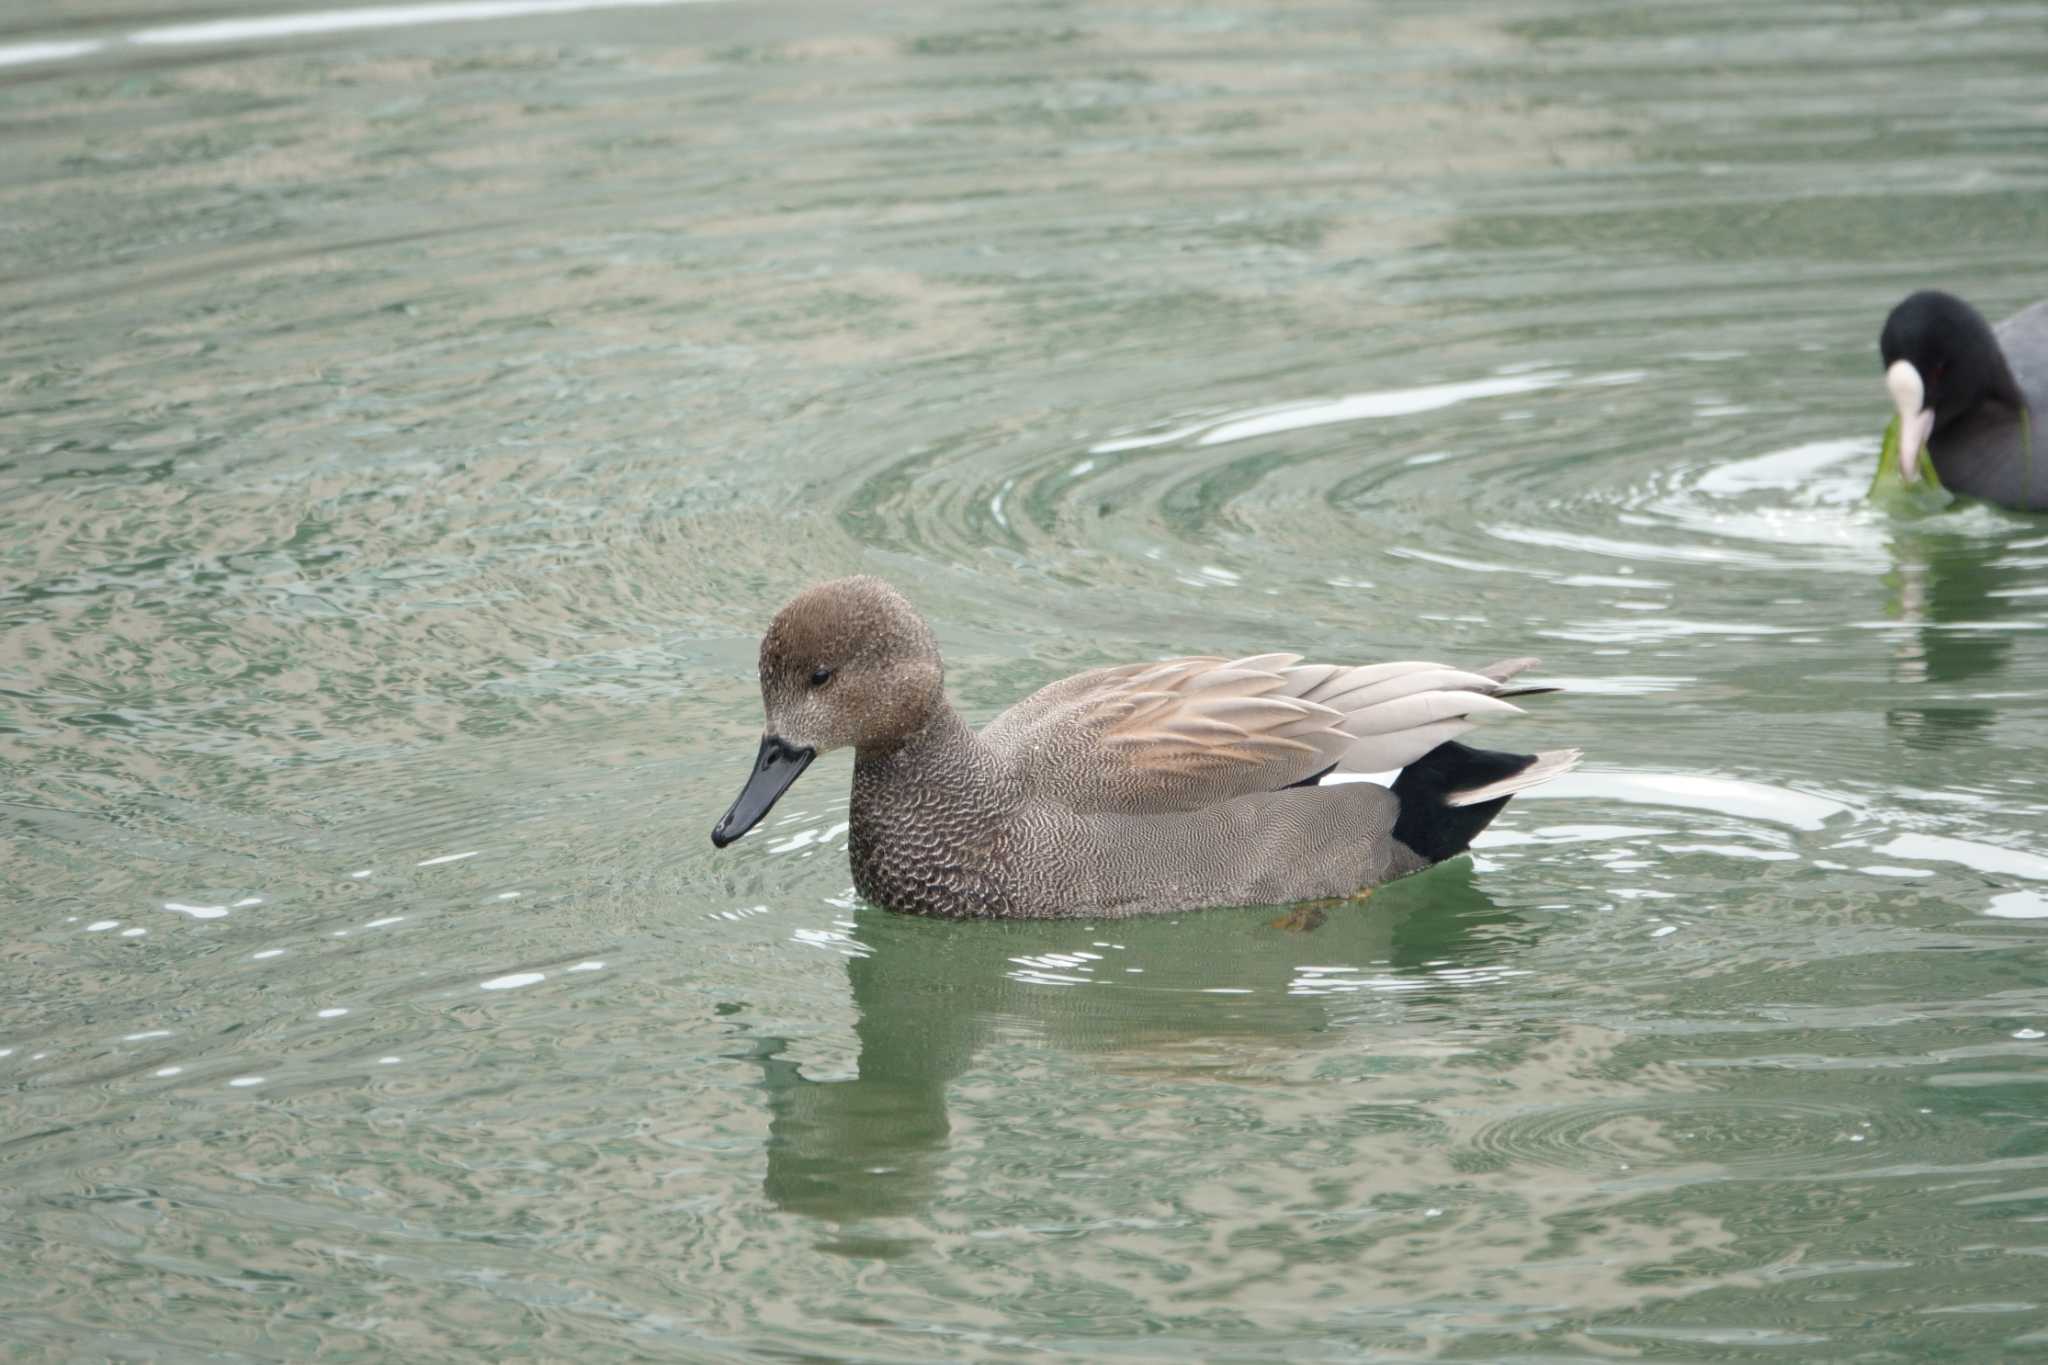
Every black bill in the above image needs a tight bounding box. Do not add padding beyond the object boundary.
[711,735,816,847]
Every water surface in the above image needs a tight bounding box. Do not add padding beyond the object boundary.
[4,0,2048,1359]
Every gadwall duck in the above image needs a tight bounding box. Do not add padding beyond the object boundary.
[1881,290,2046,509]
[712,577,1581,919]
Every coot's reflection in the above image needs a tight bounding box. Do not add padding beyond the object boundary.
[1884,527,2027,746]
[740,863,1522,1226]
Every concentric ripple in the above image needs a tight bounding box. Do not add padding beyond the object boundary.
[1461,1094,1942,1179]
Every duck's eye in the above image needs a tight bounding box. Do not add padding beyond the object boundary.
[808,666,834,688]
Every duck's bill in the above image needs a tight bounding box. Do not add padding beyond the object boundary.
[711,735,815,847]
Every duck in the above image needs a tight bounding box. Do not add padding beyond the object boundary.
[711,576,1581,919]
[1880,290,2047,510]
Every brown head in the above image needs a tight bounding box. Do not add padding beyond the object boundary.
[711,576,946,847]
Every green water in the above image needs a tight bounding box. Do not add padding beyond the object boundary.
[4,0,2048,1358]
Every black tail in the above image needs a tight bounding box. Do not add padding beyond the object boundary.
[1390,741,1545,864]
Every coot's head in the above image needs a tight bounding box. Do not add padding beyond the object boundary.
[1879,290,2022,483]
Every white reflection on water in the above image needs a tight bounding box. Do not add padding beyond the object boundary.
[1492,523,1862,573]
[1009,946,1107,987]
[163,902,229,919]
[417,850,479,867]
[1478,823,1675,849]
[1877,834,2048,882]
[7,0,733,70]
[480,971,546,990]
[0,40,103,66]
[1195,372,1574,447]
[1987,892,2048,920]
[1287,963,1530,997]
[714,904,770,922]
[767,821,848,855]
[1694,437,1871,500]
[792,927,872,959]
[133,0,728,45]
[1089,368,1593,454]
[1517,770,1851,831]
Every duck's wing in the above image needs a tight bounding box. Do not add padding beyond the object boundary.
[979,652,1543,815]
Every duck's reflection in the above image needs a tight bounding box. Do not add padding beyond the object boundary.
[1884,527,2026,746]
[740,863,1522,1228]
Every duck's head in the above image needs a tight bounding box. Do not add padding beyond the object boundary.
[711,576,944,847]
[1879,290,2023,485]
